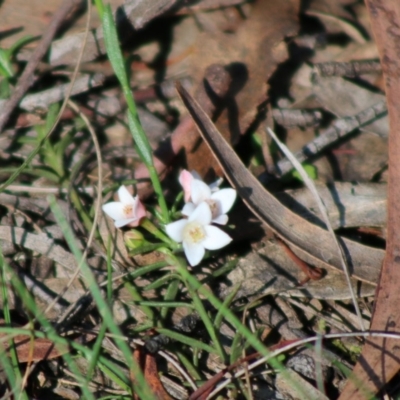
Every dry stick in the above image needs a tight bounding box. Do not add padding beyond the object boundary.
[277,99,387,176]
[208,330,400,400]
[338,1,400,400]
[50,99,103,329]
[272,108,322,128]
[313,59,382,78]
[41,0,96,323]
[17,73,105,112]
[268,127,365,331]
[0,0,82,133]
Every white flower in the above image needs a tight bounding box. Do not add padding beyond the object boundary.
[179,169,222,203]
[181,178,236,225]
[102,185,146,228]
[165,202,232,266]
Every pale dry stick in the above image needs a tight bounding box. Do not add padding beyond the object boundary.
[0,4,91,194]
[267,127,365,332]
[0,0,82,133]
[208,330,400,399]
[272,108,322,128]
[314,59,381,78]
[47,99,103,326]
[5,185,95,195]
[276,100,387,176]
[17,73,105,112]
[40,0,100,321]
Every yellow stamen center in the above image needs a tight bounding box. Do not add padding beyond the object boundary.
[183,221,206,244]
[123,204,134,217]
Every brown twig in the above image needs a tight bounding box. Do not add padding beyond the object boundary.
[314,59,382,78]
[276,100,387,176]
[0,0,82,133]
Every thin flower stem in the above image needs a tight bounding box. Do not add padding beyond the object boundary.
[140,218,177,248]
[169,253,227,363]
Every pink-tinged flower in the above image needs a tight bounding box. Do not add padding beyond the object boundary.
[102,186,146,228]
[179,169,194,202]
[165,202,232,266]
[181,179,236,225]
[179,170,223,203]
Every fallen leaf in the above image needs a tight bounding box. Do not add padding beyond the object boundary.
[185,0,300,177]
[277,182,387,231]
[132,348,174,400]
[0,320,70,363]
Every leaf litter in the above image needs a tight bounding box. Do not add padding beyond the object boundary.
[0,0,397,398]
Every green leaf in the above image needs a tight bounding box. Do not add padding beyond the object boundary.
[0,78,11,99]
[292,163,318,181]
[156,328,217,354]
[0,49,14,78]
[7,35,34,58]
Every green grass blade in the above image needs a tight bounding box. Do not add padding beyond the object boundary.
[101,5,169,223]
[156,328,216,354]
[48,195,156,399]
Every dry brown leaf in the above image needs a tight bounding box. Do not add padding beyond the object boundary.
[0,321,69,363]
[0,0,120,48]
[132,348,174,400]
[185,0,300,177]
[278,182,387,231]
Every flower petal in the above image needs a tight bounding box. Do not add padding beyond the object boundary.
[179,170,193,202]
[183,241,205,266]
[191,170,202,180]
[209,177,223,192]
[211,189,236,214]
[203,225,232,250]
[188,202,211,225]
[115,218,137,228]
[182,202,196,216]
[102,202,126,221]
[165,219,187,243]
[212,214,228,225]
[118,185,135,204]
[191,179,211,204]
[134,196,147,220]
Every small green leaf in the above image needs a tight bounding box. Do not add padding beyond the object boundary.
[292,163,318,181]
[0,49,14,78]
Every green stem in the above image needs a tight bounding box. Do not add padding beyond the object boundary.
[171,254,227,363]
[140,218,177,248]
